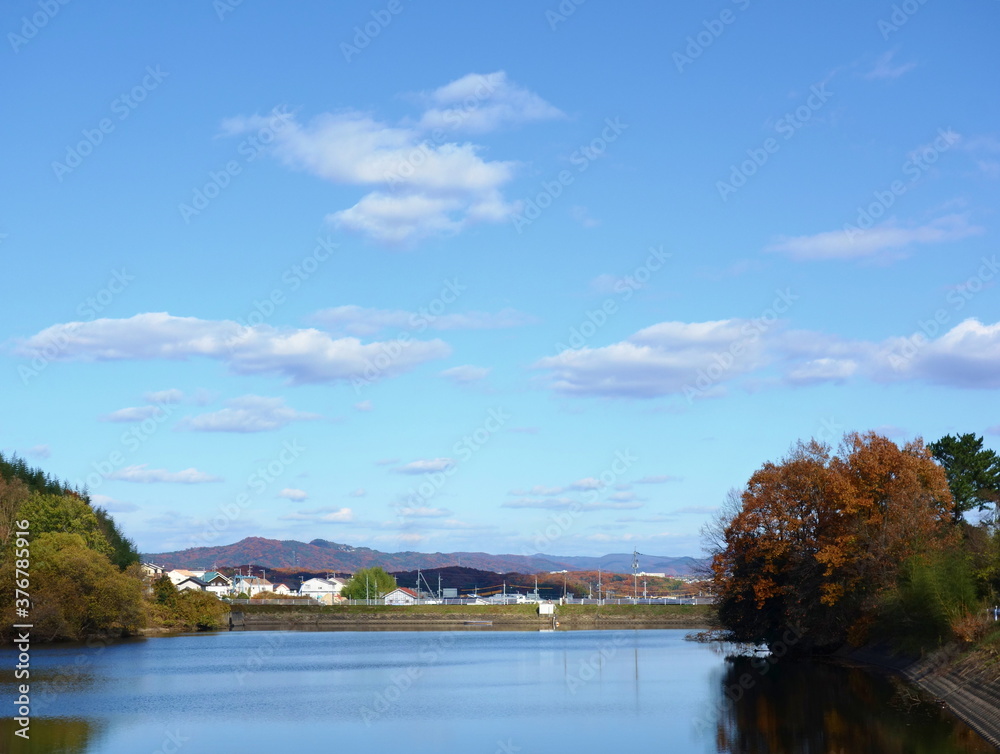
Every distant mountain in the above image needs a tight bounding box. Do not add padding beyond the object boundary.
[143,537,706,576]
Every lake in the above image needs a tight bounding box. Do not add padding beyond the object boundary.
[0,628,993,753]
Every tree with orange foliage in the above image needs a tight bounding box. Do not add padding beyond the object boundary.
[711,432,953,649]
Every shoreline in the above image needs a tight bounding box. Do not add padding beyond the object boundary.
[226,603,716,631]
[836,644,1000,749]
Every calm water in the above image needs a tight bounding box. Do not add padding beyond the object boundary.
[0,629,993,753]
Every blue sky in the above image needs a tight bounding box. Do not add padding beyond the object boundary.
[2,1,998,559]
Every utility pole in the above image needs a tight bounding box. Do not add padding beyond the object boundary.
[632,549,639,601]
[598,569,602,605]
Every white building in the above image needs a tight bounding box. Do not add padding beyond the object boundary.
[384,587,418,605]
[175,576,208,592]
[199,571,232,597]
[300,577,346,601]
[167,569,199,586]
[231,575,274,597]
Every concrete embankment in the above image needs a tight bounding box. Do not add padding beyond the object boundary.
[228,603,715,631]
[838,644,1000,749]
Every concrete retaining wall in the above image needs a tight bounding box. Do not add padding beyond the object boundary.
[840,644,1000,749]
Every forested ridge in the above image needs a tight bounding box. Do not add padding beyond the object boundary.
[0,452,226,641]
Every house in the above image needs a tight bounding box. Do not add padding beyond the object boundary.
[175,576,208,592]
[199,571,232,597]
[299,577,346,602]
[141,562,166,578]
[167,569,199,586]
[272,583,293,595]
[384,587,418,606]
[231,575,274,597]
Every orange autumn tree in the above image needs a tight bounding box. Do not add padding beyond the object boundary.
[712,432,953,648]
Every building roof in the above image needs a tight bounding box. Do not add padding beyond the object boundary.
[388,587,418,598]
[177,576,209,587]
[200,572,231,584]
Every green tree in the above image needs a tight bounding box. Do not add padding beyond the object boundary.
[153,574,178,606]
[15,492,113,557]
[0,532,145,642]
[93,506,140,569]
[929,433,1000,523]
[341,566,396,600]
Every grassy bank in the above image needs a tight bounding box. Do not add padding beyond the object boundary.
[231,602,716,629]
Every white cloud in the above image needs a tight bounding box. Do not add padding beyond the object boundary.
[440,365,491,384]
[176,395,320,433]
[349,488,367,497]
[535,315,1000,398]
[534,319,771,398]
[416,71,564,134]
[766,214,983,261]
[395,458,455,474]
[15,313,450,385]
[311,305,535,336]
[25,444,51,459]
[278,488,308,502]
[280,506,354,523]
[101,406,164,423]
[90,494,139,513]
[635,475,682,484]
[144,388,184,404]
[108,465,222,484]
[864,49,917,80]
[220,73,558,245]
[570,205,600,228]
[396,506,451,518]
[354,400,374,412]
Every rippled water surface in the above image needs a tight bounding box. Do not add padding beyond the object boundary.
[0,629,993,753]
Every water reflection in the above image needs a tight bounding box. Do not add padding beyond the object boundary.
[712,655,994,754]
[0,717,105,754]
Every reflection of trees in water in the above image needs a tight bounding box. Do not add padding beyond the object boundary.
[0,716,105,753]
[712,656,993,754]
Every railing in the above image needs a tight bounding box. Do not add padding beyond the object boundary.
[225,596,716,606]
